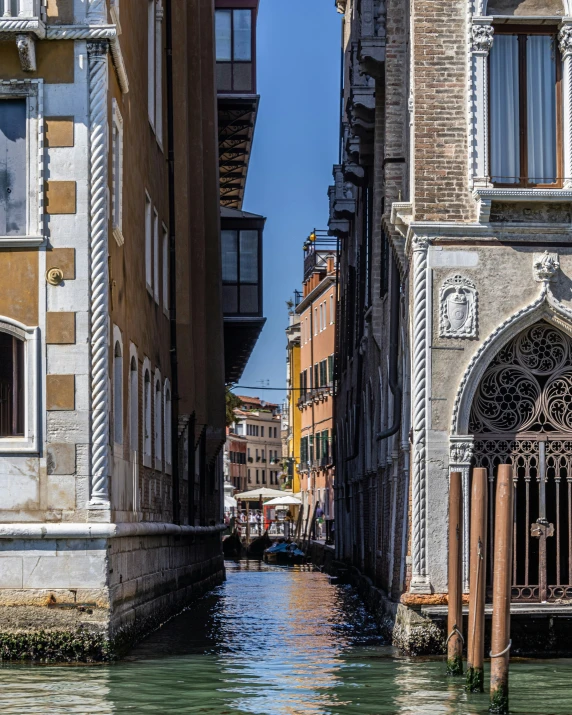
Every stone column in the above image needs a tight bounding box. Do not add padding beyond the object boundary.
[87,0,107,24]
[410,236,430,593]
[559,23,572,188]
[449,436,475,592]
[88,40,110,510]
[470,22,494,187]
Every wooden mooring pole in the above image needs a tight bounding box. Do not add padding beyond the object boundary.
[447,471,463,675]
[466,467,487,692]
[489,464,513,715]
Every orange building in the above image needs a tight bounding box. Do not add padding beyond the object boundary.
[296,233,337,538]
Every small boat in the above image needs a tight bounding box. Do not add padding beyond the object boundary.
[263,541,306,565]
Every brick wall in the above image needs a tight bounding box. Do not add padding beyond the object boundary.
[413,0,472,221]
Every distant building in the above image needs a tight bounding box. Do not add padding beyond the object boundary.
[296,233,337,535]
[230,396,283,489]
[224,429,248,493]
[284,297,302,493]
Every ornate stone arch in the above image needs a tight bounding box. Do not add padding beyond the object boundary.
[452,287,572,436]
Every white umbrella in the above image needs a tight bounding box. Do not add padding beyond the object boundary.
[224,495,237,509]
[235,487,287,501]
[264,495,302,507]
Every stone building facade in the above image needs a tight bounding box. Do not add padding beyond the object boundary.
[296,236,337,531]
[0,0,236,658]
[333,0,572,652]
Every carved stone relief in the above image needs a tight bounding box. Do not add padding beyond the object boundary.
[439,275,478,339]
[533,251,560,283]
[489,202,572,223]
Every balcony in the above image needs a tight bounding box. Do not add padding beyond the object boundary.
[216,1,259,209]
[222,207,266,383]
[0,0,43,27]
[303,235,338,282]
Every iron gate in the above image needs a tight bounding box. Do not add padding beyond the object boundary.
[473,438,572,602]
[469,322,572,603]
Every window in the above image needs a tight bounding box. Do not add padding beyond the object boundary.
[112,100,124,246]
[145,193,152,291]
[113,336,123,446]
[147,0,155,127]
[154,372,162,468]
[262,470,266,484]
[153,209,159,303]
[248,468,251,483]
[261,449,265,461]
[143,364,152,466]
[129,351,138,455]
[221,229,261,315]
[309,435,314,464]
[330,294,334,324]
[215,8,254,92]
[328,355,334,386]
[490,29,561,187]
[256,469,259,484]
[315,433,321,465]
[162,224,169,313]
[314,364,319,389]
[322,430,329,463]
[261,426,264,437]
[164,380,172,472]
[300,436,308,464]
[320,359,327,387]
[0,83,43,243]
[0,331,23,437]
[155,0,163,145]
[314,308,318,335]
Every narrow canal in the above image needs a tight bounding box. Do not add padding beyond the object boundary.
[2,561,572,714]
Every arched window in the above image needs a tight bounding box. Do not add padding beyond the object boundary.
[143,365,152,466]
[129,352,138,454]
[0,331,24,437]
[154,371,162,468]
[164,380,172,472]
[113,340,123,446]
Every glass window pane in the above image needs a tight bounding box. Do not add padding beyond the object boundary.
[527,35,557,184]
[233,10,252,61]
[490,35,520,184]
[221,230,238,282]
[215,10,231,61]
[0,99,26,236]
[239,230,258,283]
[222,285,238,314]
[240,285,258,314]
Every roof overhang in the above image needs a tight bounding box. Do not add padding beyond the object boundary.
[218,94,260,210]
[224,316,267,384]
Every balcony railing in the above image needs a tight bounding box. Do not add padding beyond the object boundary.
[1,0,41,18]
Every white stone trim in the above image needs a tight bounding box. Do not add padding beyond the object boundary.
[452,282,572,435]
[164,377,172,474]
[0,79,44,244]
[560,22,572,187]
[128,342,138,457]
[0,18,45,38]
[469,22,493,188]
[0,522,227,539]
[0,318,40,454]
[87,40,110,509]
[154,367,162,470]
[111,98,124,246]
[112,324,123,451]
[410,236,431,593]
[449,436,474,592]
[142,356,152,468]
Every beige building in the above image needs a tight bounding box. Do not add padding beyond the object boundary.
[232,396,283,489]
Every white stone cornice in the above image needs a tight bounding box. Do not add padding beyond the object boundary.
[88,40,111,510]
[0,17,44,37]
[45,24,116,40]
[110,36,129,94]
[0,522,228,539]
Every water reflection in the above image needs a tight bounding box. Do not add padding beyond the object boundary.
[2,561,572,714]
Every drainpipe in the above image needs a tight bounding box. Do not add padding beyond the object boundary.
[165,0,180,524]
[376,255,402,442]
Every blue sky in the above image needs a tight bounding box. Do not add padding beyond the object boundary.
[238,0,341,406]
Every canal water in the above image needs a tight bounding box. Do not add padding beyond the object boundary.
[2,561,572,714]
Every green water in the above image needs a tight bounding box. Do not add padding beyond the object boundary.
[2,561,572,714]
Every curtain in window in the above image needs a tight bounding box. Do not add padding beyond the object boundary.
[490,35,520,184]
[527,35,557,184]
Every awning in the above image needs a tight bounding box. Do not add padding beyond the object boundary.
[235,488,287,501]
